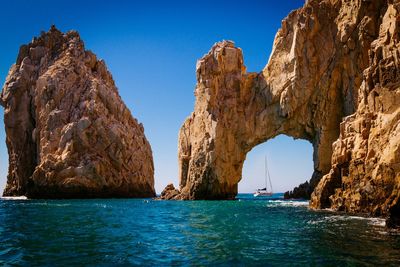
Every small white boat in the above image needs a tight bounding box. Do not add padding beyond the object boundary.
[254,155,273,197]
[254,190,273,197]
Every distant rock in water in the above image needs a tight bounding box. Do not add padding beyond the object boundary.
[1,26,155,198]
[161,0,400,226]
[158,183,181,200]
[284,182,310,200]
[284,172,322,200]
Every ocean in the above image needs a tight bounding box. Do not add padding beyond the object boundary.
[0,193,399,266]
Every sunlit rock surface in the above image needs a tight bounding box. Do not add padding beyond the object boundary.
[1,26,155,198]
[310,2,400,227]
[161,0,400,226]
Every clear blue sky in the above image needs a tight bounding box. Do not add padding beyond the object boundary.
[0,0,310,194]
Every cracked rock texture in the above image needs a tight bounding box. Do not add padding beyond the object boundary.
[1,26,155,198]
[310,2,400,227]
[162,0,400,225]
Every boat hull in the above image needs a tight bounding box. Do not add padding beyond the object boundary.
[254,191,273,197]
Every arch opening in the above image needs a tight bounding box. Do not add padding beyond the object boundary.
[239,135,313,197]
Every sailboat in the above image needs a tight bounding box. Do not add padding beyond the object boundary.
[254,155,273,197]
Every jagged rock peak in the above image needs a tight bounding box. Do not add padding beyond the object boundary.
[1,26,155,198]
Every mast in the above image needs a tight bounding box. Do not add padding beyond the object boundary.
[265,155,273,193]
[264,155,268,190]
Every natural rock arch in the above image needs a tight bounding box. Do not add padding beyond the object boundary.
[177,38,343,200]
[174,0,379,199]
[162,0,400,227]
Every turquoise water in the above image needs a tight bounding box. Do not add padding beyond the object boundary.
[0,193,399,266]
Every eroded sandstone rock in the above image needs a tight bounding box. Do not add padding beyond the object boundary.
[311,3,400,224]
[162,0,400,225]
[284,171,323,199]
[1,26,155,198]
[159,183,181,200]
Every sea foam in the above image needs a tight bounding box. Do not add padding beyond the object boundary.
[268,200,309,207]
[308,214,386,227]
[1,196,28,200]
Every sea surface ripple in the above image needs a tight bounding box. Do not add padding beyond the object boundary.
[0,193,399,266]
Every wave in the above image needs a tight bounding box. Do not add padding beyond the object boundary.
[30,203,71,207]
[308,214,386,227]
[268,200,309,207]
[1,196,28,200]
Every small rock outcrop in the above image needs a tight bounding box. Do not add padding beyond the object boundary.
[159,183,181,200]
[1,26,155,198]
[284,181,310,200]
[161,0,400,225]
[284,171,322,199]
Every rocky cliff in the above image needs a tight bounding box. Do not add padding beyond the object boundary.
[1,26,155,198]
[310,2,400,227]
[162,0,400,225]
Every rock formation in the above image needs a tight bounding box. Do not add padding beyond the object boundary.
[284,171,322,199]
[310,2,400,227]
[1,26,155,198]
[162,0,400,225]
[159,183,181,200]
